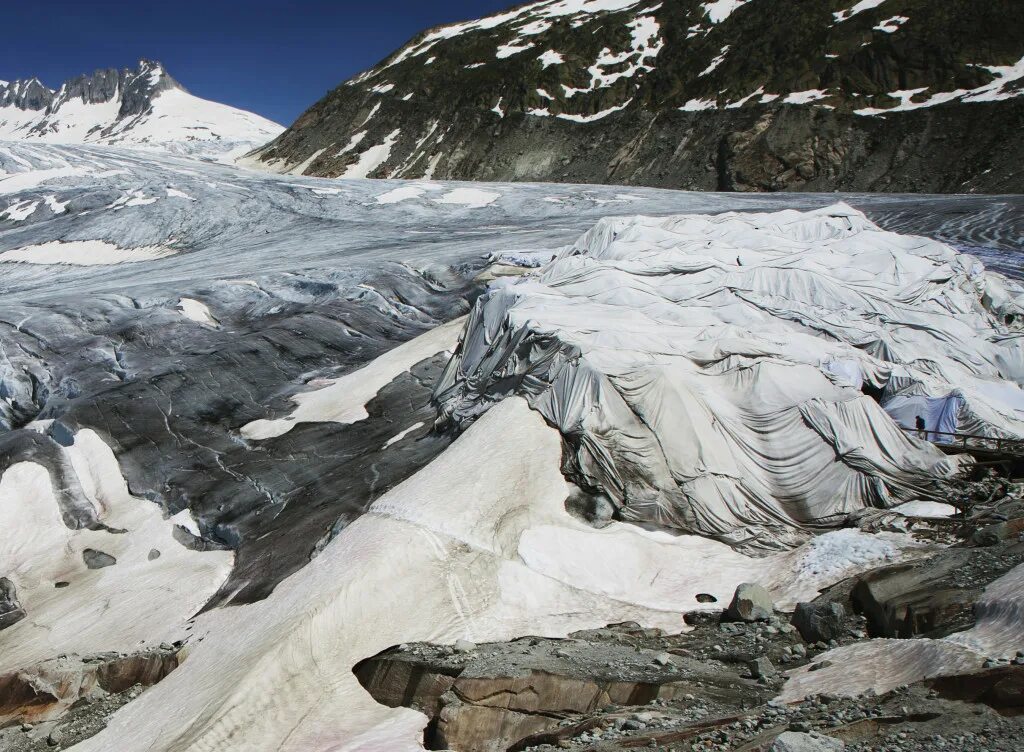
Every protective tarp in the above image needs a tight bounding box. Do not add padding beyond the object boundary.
[434,204,1024,549]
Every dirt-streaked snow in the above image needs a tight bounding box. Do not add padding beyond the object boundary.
[0,429,232,675]
[241,317,465,440]
[72,395,936,752]
[0,240,177,265]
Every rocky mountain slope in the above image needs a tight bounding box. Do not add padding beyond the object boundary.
[0,60,282,160]
[250,0,1024,192]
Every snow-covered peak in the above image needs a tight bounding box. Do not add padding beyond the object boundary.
[0,60,282,161]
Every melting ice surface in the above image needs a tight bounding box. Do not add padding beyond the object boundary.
[0,140,1022,750]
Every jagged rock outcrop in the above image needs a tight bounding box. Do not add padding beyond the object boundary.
[850,543,1024,639]
[251,0,1024,192]
[0,648,179,726]
[354,633,764,752]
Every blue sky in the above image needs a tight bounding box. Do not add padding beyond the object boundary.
[0,0,516,126]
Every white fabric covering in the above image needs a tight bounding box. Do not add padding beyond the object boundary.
[434,204,1024,548]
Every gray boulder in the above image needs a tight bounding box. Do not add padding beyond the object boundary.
[771,731,845,751]
[82,549,117,569]
[791,602,846,643]
[725,583,774,622]
[748,656,775,679]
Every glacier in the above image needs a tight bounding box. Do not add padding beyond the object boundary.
[0,139,1022,749]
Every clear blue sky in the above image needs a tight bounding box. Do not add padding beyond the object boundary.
[0,0,517,126]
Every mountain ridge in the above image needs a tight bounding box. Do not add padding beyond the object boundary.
[0,60,282,160]
[250,0,1024,192]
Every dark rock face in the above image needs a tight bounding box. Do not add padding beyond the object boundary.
[928,665,1024,714]
[791,602,847,644]
[0,578,26,630]
[972,517,1024,546]
[2,60,186,138]
[0,78,54,111]
[81,550,117,570]
[851,541,1024,638]
[254,0,1024,192]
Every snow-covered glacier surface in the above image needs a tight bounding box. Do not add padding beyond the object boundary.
[0,141,1022,750]
[435,204,1024,548]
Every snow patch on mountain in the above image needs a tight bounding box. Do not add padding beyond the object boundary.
[834,0,889,23]
[702,0,753,24]
[342,128,401,178]
[856,56,1024,114]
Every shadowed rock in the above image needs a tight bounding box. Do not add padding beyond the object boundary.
[0,578,26,630]
[725,583,774,622]
[81,550,116,569]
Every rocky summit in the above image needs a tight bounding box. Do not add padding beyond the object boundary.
[250,0,1024,192]
[0,60,282,159]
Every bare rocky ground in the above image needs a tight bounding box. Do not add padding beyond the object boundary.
[354,599,1024,752]
[0,685,144,751]
[1,467,1022,752]
[0,645,181,751]
[353,477,1024,752]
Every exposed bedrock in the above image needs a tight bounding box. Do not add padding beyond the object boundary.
[851,538,1024,639]
[254,0,1024,193]
[355,630,769,752]
[434,204,1024,549]
[0,647,180,727]
[0,577,26,630]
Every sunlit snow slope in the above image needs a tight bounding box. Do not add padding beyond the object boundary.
[0,61,282,160]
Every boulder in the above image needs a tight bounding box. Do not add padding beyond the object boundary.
[927,665,1024,712]
[771,731,845,751]
[81,549,117,569]
[972,518,1024,546]
[851,551,978,638]
[748,656,775,679]
[724,583,774,622]
[791,602,846,643]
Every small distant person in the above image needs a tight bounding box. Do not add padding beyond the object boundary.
[736,256,742,266]
[915,415,926,439]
